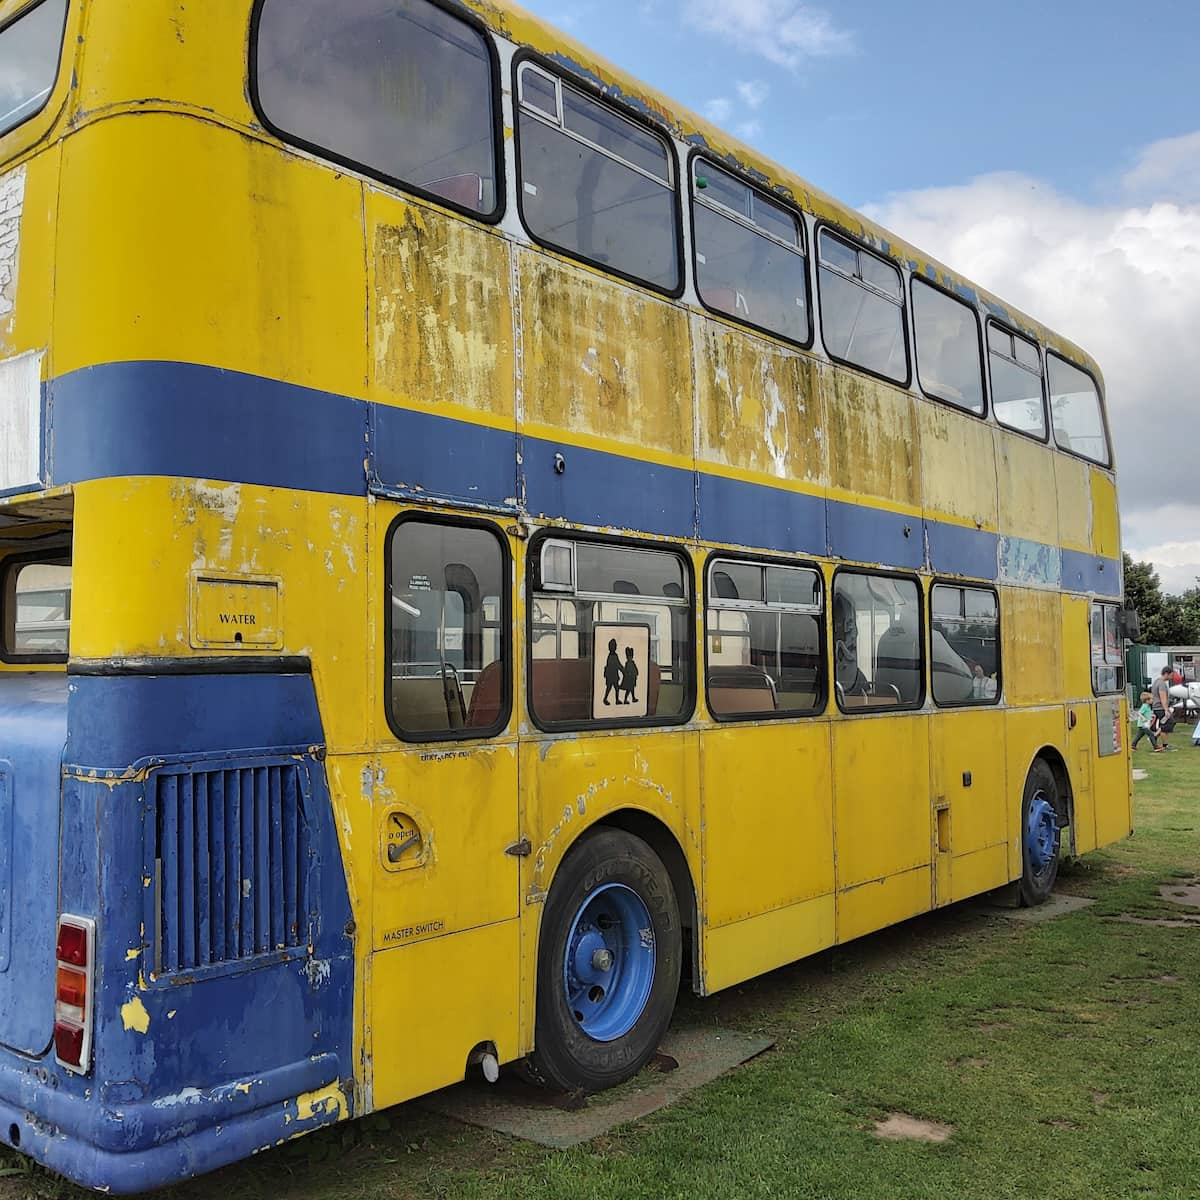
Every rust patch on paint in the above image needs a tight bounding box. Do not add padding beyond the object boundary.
[373,208,515,421]
[519,253,693,461]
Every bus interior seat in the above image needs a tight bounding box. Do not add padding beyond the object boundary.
[656,681,685,717]
[391,674,464,731]
[711,570,739,600]
[531,657,661,722]
[875,624,921,702]
[465,660,504,728]
[708,665,777,715]
[422,172,484,210]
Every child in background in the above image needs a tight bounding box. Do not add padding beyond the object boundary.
[1132,692,1163,752]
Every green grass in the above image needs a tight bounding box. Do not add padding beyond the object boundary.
[5,727,1200,1200]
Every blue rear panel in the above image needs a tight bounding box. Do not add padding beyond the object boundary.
[0,673,67,1056]
[0,668,355,1195]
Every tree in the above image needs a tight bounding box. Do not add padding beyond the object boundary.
[1123,554,1163,641]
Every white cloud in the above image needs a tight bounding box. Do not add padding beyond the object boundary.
[1126,539,1200,595]
[1122,131,1200,204]
[703,97,733,123]
[682,0,853,68]
[736,80,770,110]
[863,132,1200,596]
[736,119,763,140]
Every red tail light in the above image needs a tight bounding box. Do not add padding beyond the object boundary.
[54,916,95,1075]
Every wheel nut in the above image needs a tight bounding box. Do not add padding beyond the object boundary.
[592,948,614,972]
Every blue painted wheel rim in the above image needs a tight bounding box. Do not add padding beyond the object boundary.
[562,882,656,1042]
[1026,791,1058,874]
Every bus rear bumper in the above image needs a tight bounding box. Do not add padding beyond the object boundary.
[0,1053,347,1194]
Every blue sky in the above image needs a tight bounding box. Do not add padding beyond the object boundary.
[516,0,1200,595]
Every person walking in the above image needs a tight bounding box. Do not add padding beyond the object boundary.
[1132,692,1163,752]
[1151,666,1176,750]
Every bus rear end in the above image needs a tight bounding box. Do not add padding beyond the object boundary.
[0,2,358,1190]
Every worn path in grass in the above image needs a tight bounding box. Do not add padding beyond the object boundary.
[5,731,1199,1200]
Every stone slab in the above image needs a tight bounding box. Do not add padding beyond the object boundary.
[419,1026,774,1148]
[979,892,1097,923]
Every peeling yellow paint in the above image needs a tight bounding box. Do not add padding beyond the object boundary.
[120,995,150,1034]
[292,1081,348,1129]
[125,948,141,962]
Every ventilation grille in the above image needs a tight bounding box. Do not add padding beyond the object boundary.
[152,763,310,975]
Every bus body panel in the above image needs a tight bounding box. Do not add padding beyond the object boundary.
[0,669,357,1192]
[0,673,66,1055]
[832,716,933,940]
[929,708,1010,905]
[700,720,835,929]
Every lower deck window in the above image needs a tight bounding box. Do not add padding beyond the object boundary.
[1,554,70,660]
[833,572,922,710]
[387,519,508,739]
[530,538,691,727]
[705,558,824,718]
[931,584,1000,704]
[1091,601,1125,695]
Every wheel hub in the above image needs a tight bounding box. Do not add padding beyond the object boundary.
[562,883,656,1043]
[1026,791,1058,873]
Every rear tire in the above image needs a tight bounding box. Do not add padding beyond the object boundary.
[526,828,680,1093]
[1019,759,1061,907]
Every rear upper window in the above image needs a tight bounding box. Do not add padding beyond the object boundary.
[1048,353,1109,466]
[0,0,68,139]
[516,62,679,293]
[254,0,500,216]
[1,555,70,660]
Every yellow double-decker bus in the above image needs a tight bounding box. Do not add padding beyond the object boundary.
[0,0,1131,1191]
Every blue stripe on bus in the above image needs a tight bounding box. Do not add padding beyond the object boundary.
[696,471,825,553]
[40,360,1121,594]
[827,499,925,571]
[1061,548,1120,595]
[926,520,1000,583]
[524,432,696,538]
[371,403,520,508]
[48,361,369,497]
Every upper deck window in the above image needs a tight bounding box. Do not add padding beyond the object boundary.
[516,62,679,293]
[817,230,907,384]
[988,322,1047,440]
[0,0,67,139]
[691,160,809,345]
[911,279,984,415]
[1047,353,1110,467]
[254,0,500,217]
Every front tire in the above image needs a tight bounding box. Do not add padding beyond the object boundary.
[526,828,681,1093]
[1019,759,1061,906]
